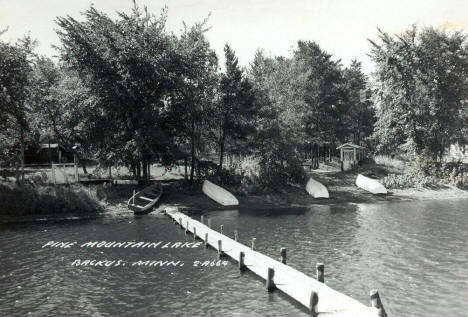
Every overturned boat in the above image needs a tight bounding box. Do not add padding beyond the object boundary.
[355,174,387,194]
[202,180,239,206]
[305,177,329,198]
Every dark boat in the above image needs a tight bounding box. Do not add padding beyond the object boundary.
[127,183,163,214]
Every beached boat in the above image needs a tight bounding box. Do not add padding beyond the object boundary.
[202,180,239,206]
[127,183,163,214]
[355,174,387,194]
[305,177,329,198]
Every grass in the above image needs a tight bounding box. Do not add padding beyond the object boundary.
[0,182,103,217]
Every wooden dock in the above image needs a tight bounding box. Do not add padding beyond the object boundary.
[163,208,387,317]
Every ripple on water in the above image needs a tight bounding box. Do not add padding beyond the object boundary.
[1,199,468,316]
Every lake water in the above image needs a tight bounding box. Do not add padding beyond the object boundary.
[1,199,467,316]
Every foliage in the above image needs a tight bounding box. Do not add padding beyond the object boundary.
[217,44,256,166]
[370,26,468,159]
[56,5,183,179]
[0,35,36,183]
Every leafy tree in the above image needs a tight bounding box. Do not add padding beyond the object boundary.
[56,4,181,180]
[370,26,468,160]
[0,36,35,184]
[170,21,219,182]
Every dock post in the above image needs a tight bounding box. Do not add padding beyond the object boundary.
[234,230,238,241]
[370,290,387,317]
[239,251,246,271]
[316,263,324,283]
[204,233,208,248]
[251,238,256,250]
[201,215,205,224]
[218,240,223,259]
[220,225,223,234]
[208,219,212,229]
[179,217,182,228]
[185,221,189,233]
[280,248,287,264]
[266,267,276,292]
[309,291,319,317]
[193,227,197,241]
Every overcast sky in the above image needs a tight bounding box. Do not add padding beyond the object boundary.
[1,0,467,74]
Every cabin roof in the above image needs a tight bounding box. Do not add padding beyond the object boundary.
[336,143,366,150]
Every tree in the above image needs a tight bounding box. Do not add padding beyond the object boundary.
[0,36,35,184]
[56,4,181,180]
[342,60,375,145]
[294,41,348,147]
[218,44,255,167]
[370,26,468,160]
[171,21,219,182]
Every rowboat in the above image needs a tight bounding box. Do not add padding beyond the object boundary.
[305,177,329,198]
[355,174,387,194]
[202,180,239,206]
[127,183,163,214]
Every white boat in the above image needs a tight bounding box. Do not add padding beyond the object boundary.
[305,177,329,198]
[355,174,387,194]
[202,180,239,206]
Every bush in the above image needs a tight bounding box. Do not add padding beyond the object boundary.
[257,141,306,192]
[382,158,468,189]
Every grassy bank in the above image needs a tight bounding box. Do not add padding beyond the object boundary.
[0,182,103,217]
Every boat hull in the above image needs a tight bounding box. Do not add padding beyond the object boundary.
[127,183,163,214]
[355,174,387,194]
[202,180,239,206]
[305,177,329,198]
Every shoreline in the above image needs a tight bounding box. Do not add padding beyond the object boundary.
[1,180,467,224]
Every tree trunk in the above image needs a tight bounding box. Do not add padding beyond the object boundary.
[219,127,226,169]
[147,160,151,180]
[190,117,196,183]
[142,158,148,181]
[81,159,88,174]
[136,161,141,180]
[20,125,25,185]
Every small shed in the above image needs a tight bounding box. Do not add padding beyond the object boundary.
[336,143,366,162]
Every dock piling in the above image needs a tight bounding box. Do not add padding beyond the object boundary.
[251,238,256,250]
[204,233,208,248]
[370,290,387,317]
[266,267,276,292]
[201,215,205,224]
[316,263,324,283]
[208,219,212,228]
[218,240,223,259]
[185,220,189,234]
[309,291,319,317]
[179,217,182,228]
[193,227,197,241]
[239,251,246,271]
[220,225,224,234]
[234,230,238,241]
[280,248,287,264]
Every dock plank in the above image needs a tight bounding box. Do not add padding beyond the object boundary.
[164,208,381,317]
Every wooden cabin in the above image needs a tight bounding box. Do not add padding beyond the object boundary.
[25,143,74,165]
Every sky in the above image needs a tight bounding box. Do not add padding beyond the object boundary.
[1,0,467,74]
